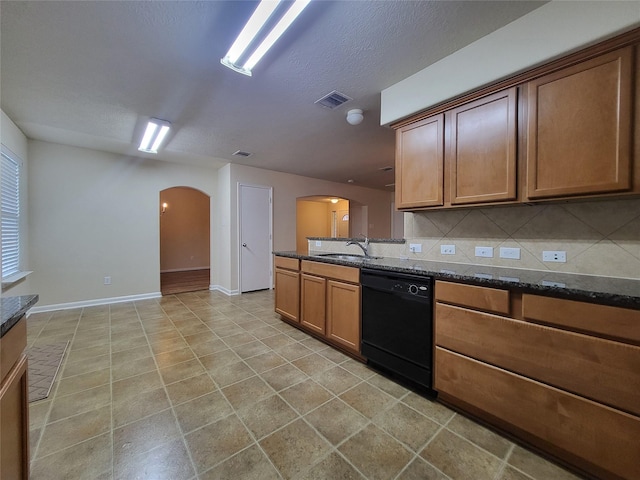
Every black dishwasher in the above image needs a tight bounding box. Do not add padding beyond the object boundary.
[361,268,435,394]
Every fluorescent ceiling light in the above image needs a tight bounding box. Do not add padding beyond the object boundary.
[221,0,311,76]
[138,119,171,153]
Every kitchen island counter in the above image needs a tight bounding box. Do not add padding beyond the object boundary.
[1,295,39,338]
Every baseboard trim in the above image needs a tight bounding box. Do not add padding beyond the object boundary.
[29,292,163,314]
[209,285,240,296]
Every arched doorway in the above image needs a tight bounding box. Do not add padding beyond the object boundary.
[159,187,210,295]
[296,196,350,253]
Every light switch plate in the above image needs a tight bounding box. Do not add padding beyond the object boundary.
[475,246,493,258]
[499,247,521,259]
[409,243,422,253]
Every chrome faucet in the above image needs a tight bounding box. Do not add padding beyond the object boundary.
[346,234,370,257]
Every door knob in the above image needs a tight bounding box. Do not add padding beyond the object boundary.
[242,243,247,247]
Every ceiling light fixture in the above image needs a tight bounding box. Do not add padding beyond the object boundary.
[221,0,311,76]
[138,119,171,153]
[330,198,339,204]
[346,109,364,125]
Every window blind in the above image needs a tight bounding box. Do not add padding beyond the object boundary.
[1,150,20,279]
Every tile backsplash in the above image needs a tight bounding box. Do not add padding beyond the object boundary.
[311,198,640,280]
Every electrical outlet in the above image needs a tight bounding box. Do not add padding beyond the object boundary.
[542,251,566,263]
[474,273,493,279]
[409,243,422,253]
[499,276,520,283]
[315,240,322,247]
[475,246,494,258]
[104,276,111,285]
[542,280,566,288]
[440,245,456,255]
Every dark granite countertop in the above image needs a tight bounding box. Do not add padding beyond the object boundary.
[274,251,640,309]
[307,237,406,244]
[1,295,39,337]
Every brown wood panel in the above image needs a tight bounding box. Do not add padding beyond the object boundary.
[0,317,26,381]
[274,256,300,271]
[435,281,510,315]
[395,114,444,209]
[326,280,360,353]
[301,260,359,283]
[523,294,640,345]
[274,268,300,323]
[435,347,640,480]
[0,354,29,480]
[300,274,326,335]
[526,47,633,199]
[448,88,518,205]
[436,303,640,416]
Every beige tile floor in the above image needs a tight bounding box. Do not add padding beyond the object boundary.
[26,290,585,480]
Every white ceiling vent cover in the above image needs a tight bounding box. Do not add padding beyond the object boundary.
[314,90,352,109]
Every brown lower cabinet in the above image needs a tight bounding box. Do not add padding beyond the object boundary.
[274,256,361,356]
[0,316,30,480]
[274,256,300,322]
[435,280,640,480]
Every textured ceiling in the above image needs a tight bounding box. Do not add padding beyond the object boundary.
[0,1,545,190]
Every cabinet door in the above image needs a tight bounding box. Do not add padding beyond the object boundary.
[436,347,640,480]
[526,47,633,199]
[448,88,517,205]
[326,280,360,352]
[0,355,29,480]
[275,267,300,322]
[300,273,326,335]
[395,114,444,209]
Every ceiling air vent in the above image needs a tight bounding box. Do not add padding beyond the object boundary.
[314,90,352,109]
[233,150,252,157]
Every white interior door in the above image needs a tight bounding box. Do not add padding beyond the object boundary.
[239,184,272,293]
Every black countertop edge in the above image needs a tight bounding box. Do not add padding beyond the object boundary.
[1,294,39,337]
[274,252,640,310]
[306,237,405,244]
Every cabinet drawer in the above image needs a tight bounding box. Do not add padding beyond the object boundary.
[274,256,299,271]
[435,281,510,315]
[1,317,27,382]
[436,303,640,416]
[301,260,359,283]
[523,294,640,345]
[435,347,640,480]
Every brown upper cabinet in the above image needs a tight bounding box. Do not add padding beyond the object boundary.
[395,88,518,210]
[526,46,634,200]
[394,30,640,211]
[395,114,444,209]
[447,88,518,205]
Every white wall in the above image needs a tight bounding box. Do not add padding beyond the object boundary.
[27,140,218,308]
[222,163,393,293]
[13,136,393,305]
[381,1,640,124]
[1,110,32,297]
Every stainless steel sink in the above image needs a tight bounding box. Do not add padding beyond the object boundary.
[315,253,381,261]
